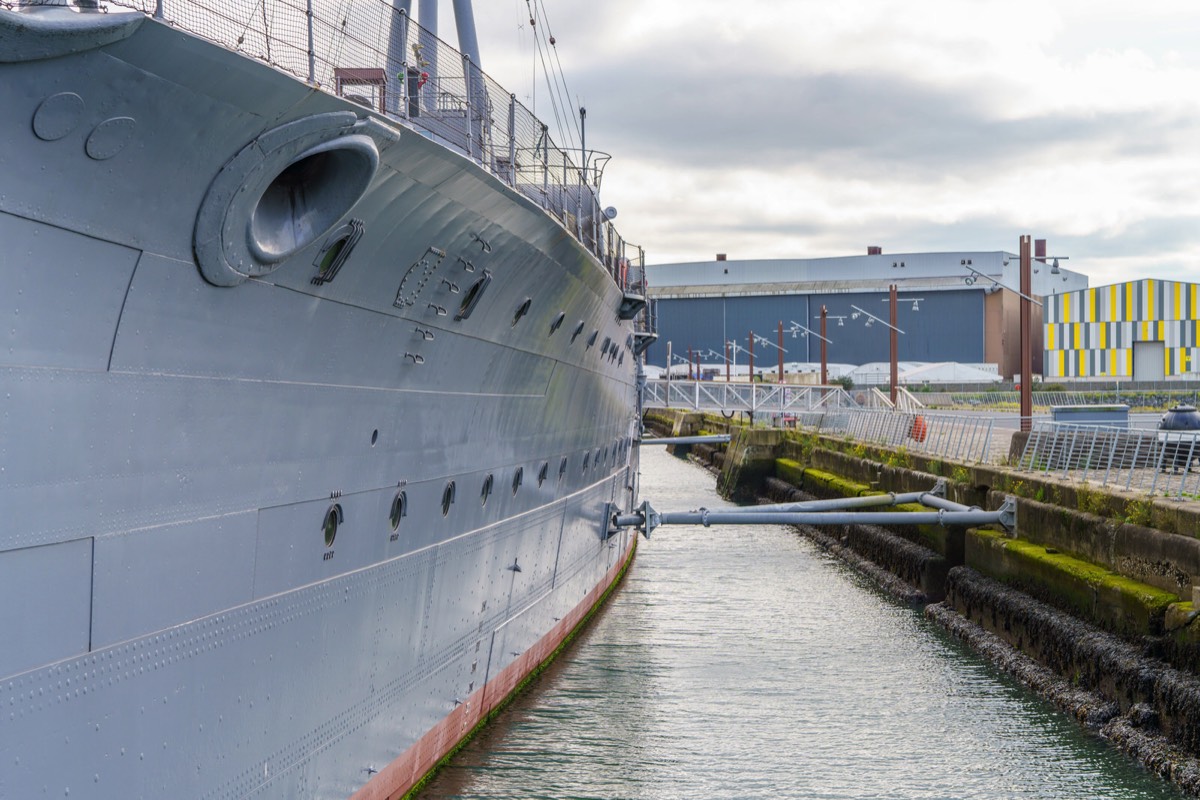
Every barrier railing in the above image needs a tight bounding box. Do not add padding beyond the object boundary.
[914,390,1200,412]
[1017,421,1200,498]
[811,409,1001,465]
[641,380,857,415]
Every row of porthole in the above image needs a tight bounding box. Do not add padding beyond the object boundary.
[324,439,636,547]
[463,287,627,366]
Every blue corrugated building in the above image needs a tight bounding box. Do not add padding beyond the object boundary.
[645,250,1088,380]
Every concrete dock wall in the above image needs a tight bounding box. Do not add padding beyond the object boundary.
[642,409,1200,787]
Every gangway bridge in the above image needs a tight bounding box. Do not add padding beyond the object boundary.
[641,379,861,416]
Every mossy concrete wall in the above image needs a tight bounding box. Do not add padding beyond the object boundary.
[774,429,1200,597]
[643,412,1200,638]
[965,528,1178,638]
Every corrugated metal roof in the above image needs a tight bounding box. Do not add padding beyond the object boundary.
[645,250,1090,298]
[648,276,997,299]
[646,251,1012,287]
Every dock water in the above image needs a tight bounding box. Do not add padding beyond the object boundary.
[418,447,1184,799]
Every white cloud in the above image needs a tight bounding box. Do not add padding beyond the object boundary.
[456,1,1200,282]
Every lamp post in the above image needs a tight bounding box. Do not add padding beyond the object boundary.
[786,319,832,384]
[752,333,788,383]
[1020,235,1032,432]
[890,284,898,404]
[748,331,754,382]
[778,321,785,383]
[665,340,671,394]
[820,306,828,385]
[960,244,1060,432]
[669,352,690,379]
[727,340,748,381]
[849,303,904,398]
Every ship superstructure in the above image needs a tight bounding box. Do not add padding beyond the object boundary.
[0,1,647,796]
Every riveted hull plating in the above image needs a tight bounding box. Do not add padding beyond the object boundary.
[0,10,640,799]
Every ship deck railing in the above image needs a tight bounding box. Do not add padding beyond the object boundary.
[98,0,644,291]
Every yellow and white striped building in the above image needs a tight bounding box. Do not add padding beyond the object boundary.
[1044,279,1200,380]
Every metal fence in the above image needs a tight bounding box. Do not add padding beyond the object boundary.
[1017,422,1200,498]
[101,0,642,288]
[804,409,1003,465]
[642,380,857,415]
[915,390,1200,412]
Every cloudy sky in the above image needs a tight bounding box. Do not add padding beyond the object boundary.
[459,0,1200,285]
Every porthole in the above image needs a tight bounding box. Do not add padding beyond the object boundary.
[481,474,494,506]
[582,451,590,472]
[570,321,585,343]
[442,481,456,516]
[559,457,568,481]
[538,461,549,486]
[389,491,407,532]
[549,312,566,335]
[586,330,598,348]
[456,269,493,321]
[512,297,532,327]
[323,504,343,548]
[619,351,624,366]
[512,467,524,495]
[371,429,379,446]
[601,336,611,353]
[310,218,365,286]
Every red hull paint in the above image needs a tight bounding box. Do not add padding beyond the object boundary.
[351,542,636,800]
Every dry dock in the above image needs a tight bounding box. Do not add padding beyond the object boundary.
[645,409,1200,795]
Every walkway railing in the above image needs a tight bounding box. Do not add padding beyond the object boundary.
[916,389,1200,412]
[1017,422,1200,498]
[812,409,1001,465]
[642,380,856,415]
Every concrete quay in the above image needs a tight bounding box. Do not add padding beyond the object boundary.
[643,408,1200,794]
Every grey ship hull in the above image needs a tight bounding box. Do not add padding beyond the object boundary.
[0,9,639,799]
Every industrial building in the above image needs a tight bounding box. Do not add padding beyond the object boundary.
[645,248,1087,380]
[1044,279,1200,381]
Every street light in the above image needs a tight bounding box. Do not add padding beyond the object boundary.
[880,297,924,312]
[669,352,690,379]
[962,244,1067,431]
[787,320,832,344]
[962,261,1043,306]
[752,333,787,353]
[852,290,906,403]
[726,339,749,381]
[849,304,904,334]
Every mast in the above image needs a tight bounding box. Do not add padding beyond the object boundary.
[451,0,482,68]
